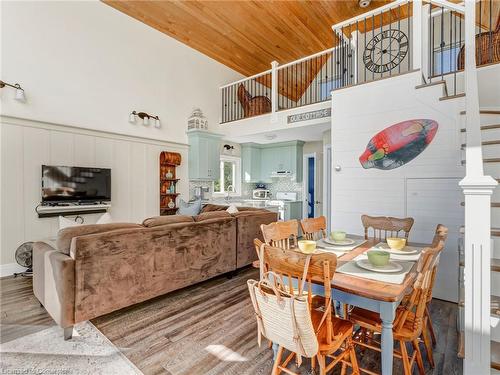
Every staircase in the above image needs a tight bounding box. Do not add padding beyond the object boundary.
[460,109,500,373]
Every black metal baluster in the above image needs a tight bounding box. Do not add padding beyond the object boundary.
[440,6,444,81]
[380,11,383,79]
[449,10,452,75]
[356,20,359,84]
[432,13,435,77]
[429,3,432,81]
[372,14,375,81]
[364,16,367,83]
[398,5,401,74]
[389,7,392,77]
[407,1,411,72]
[454,11,457,95]
[479,0,482,66]
[490,0,493,64]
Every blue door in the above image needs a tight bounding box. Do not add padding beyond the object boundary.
[307,157,315,218]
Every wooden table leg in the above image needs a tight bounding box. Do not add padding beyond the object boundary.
[380,302,397,375]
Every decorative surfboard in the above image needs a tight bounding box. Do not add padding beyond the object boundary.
[359,119,438,170]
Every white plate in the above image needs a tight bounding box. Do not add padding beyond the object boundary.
[374,244,419,255]
[317,240,352,252]
[355,259,404,273]
[323,237,355,246]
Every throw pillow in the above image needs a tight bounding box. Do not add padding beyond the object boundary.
[226,204,239,214]
[96,212,113,224]
[177,198,202,216]
[58,216,82,230]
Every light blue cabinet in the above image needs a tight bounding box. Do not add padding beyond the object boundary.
[241,141,304,182]
[241,143,261,183]
[188,131,222,180]
[284,201,302,221]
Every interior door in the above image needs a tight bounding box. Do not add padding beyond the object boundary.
[314,153,323,217]
[406,178,463,302]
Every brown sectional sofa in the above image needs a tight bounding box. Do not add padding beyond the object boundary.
[32,205,277,339]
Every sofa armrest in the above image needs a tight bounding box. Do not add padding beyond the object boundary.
[33,242,75,328]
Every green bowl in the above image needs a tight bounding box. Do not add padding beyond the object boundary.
[367,250,390,267]
[330,231,346,241]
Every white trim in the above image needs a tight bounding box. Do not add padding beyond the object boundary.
[0,115,189,150]
[332,0,407,30]
[277,47,335,70]
[323,144,332,232]
[0,263,27,278]
[430,0,464,14]
[219,69,272,89]
[212,155,242,197]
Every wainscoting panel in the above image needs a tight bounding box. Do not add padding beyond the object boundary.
[0,116,189,270]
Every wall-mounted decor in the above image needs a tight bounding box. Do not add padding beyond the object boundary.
[129,111,161,128]
[187,108,208,131]
[359,119,438,170]
[363,30,409,73]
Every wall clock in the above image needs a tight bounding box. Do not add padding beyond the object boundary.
[363,30,408,73]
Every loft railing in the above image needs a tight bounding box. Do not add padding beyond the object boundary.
[426,0,498,96]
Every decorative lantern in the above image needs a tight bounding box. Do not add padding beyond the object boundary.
[187,108,208,131]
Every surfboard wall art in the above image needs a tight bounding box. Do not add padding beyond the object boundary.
[359,119,438,170]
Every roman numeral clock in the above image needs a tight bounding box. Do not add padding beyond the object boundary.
[363,30,409,73]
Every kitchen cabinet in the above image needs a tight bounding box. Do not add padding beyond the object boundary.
[241,143,261,183]
[188,130,222,180]
[240,140,304,182]
[284,201,302,221]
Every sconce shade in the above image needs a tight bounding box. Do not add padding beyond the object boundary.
[143,117,149,126]
[15,88,25,101]
[129,112,136,123]
[155,118,161,128]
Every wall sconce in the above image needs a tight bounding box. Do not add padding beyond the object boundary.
[0,80,26,101]
[129,111,161,128]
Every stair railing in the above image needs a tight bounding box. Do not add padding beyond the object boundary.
[459,1,497,374]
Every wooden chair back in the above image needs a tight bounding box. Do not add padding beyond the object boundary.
[427,224,448,302]
[395,235,445,334]
[262,244,337,345]
[300,216,327,241]
[260,220,298,249]
[361,214,414,241]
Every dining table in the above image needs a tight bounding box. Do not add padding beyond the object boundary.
[265,234,428,375]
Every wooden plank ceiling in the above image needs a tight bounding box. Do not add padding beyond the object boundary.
[103,0,394,77]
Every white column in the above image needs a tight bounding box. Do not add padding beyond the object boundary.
[412,0,422,72]
[271,60,279,123]
[421,3,431,82]
[461,1,497,374]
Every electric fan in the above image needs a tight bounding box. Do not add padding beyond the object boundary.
[14,242,33,277]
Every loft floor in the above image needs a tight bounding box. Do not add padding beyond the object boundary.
[1,268,461,374]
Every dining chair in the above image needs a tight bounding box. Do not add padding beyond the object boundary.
[423,224,448,361]
[347,236,445,375]
[262,243,360,375]
[300,216,327,241]
[361,214,414,241]
[260,220,299,250]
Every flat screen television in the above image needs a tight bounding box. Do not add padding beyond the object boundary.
[42,165,111,203]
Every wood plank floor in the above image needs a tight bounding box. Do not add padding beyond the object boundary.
[1,268,462,374]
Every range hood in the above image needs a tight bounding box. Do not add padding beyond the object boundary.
[270,170,292,178]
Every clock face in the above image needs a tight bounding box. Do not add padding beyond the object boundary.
[363,30,408,73]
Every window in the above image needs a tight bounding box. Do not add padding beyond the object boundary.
[213,156,241,195]
[433,43,461,76]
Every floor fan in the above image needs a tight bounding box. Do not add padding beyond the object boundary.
[14,242,33,277]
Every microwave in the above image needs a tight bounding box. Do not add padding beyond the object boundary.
[252,189,271,200]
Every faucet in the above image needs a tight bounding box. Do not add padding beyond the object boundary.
[226,185,234,202]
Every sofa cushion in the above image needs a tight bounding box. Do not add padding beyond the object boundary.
[226,204,239,214]
[178,198,202,216]
[142,215,194,228]
[201,204,229,213]
[194,211,232,222]
[57,223,141,255]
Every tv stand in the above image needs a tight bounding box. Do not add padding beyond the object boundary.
[37,202,111,218]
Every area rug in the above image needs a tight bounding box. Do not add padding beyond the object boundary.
[0,321,142,375]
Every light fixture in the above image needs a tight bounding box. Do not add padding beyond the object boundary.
[359,0,371,8]
[0,80,26,101]
[129,111,161,128]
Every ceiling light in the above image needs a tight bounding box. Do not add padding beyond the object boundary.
[129,111,137,123]
[359,0,371,8]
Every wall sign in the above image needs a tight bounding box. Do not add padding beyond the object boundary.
[287,108,331,124]
[359,119,438,170]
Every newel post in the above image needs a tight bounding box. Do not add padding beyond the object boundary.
[271,60,279,123]
[412,0,422,72]
[460,1,497,374]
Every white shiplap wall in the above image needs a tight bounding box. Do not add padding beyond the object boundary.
[0,116,189,269]
[330,71,465,302]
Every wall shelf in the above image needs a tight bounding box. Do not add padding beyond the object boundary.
[160,152,181,215]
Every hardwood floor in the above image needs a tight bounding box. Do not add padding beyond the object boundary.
[1,268,462,374]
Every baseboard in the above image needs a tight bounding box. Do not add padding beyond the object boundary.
[0,263,27,278]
